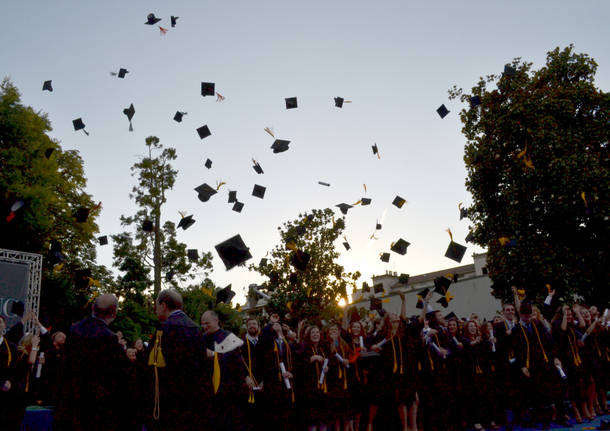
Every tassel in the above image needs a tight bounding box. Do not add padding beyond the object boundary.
[159,26,168,35]
[213,352,221,394]
[129,122,133,132]
[2,338,12,366]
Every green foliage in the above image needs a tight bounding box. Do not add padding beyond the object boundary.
[250,208,360,324]
[449,46,610,305]
[111,298,158,344]
[181,282,243,334]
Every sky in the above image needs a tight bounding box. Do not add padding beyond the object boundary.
[2,1,609,305]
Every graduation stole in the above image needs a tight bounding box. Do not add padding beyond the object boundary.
[0,338,11,367]
[426,333,442,371]
[312,346,327,393]
[246,338,255,403]
[274,338,295,402]
[503,320,516,361]
[567,328,582,367]
[389,333,404,375]
[213,352,221,394]
[333,340,349,390]
[350,339,362,383]
[148,330,166,421]
[468,339,483,374]
[519,322,548,368]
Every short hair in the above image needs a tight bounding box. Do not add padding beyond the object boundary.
[92,294,118,319]
[157,289,183,311]
[202,310,219,322]
[246,316,259,325]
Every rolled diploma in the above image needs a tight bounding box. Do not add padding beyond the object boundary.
[279,362,291,389]
[359,336,364,349]
[556,364,567,379]
[318,358,329,385]
[335,352,349,368]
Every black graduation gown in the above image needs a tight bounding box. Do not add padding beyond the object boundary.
[552,321,585,402]
[296,344,330,425]
[0,337,21,431]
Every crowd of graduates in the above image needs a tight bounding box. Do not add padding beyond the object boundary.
[0,287,609,431]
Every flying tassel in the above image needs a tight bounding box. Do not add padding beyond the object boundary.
[159,26,168,35]
[129,122,133,132]
[446,228,453,242]
[216,92,225,102]
[264,127,275,138]
[517,145,534,170]
[363,184,367,194]
[517,289,526,300]
[216,181,226,190]
[369,232,378,240]
[499,237,510,246]
[352,199,362,206]
[580,192,588,208]
[178,210,187,219]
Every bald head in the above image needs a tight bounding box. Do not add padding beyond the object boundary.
[201,310,220,335]
[92,294,118,323]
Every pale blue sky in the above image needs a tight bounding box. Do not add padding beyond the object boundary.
[2,1,609,304]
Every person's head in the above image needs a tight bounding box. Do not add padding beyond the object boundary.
[531,305,542,321]
[503,303,516,321]
[519,302,533,323]
[581,307,592,324]
[466,320,479,338]
[200,310,220,335]
[327,323,340,340]
[246,317,259,336]
[447,318,459,335]
[134,339,144,351]
[0,315,6,335]
[52,331,66,349]
[303,325,321,345]
[126,348,137,362]
[563,306,573,323]
[481,321,493,338]
[589,305,599,320]
[350,320,364,337]
[493,315,503,325]
[92,293,118,324]
[383,312,400,336]
[155,289,183,321]
[272,322,283,337]
[470,313,480,324]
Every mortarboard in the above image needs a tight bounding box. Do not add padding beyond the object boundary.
[205,158,212,169]
[436,290,454,308]
[336,203,353,215]
[334,97,344,108]
[10,300,25,317]
[228,190,237,203]
[74,207,90,223]
[187,249,199,261]
[197,125,211,139]
[437,104,450,119]
[145,13,162,25]
[271,139,290,153]
[434,276,452,295]
[445,241,467,263]
[253,161,264,174]
[285,97,298,109]
[171,16,179,27]
[372,143,380,158]
[173,111,186,122]
[6,200,25,222]
[42,80,53,92]
[177,214,195,230]
[142,219,154,232]
[44,148,54,159]
[376,223,382,230]
[215,234,253,270]
[232,201,244,213]
[318,181,330,187]
[343,242,350,250]
[72,118,89,135]
[123,103,135,131]
[252,184,266,199]
[370,297,382,312]
[504,64,516,76]
[390,238,410,255]
[216,285,236,304]
[465,230,474,243]
[194,183,217,202]
[374,283,384,294]
[118,68,129,79]
[361,198,372,205]
[259,258,268,267]
[460,207,468,220]
[290,250,311,271]
[470,95,481,107]
[392,196,406,208]
[361,282,370,293]
[98,236,108,246]
[201,82,215,97]
[445,311,457,320]
[380,252,390,263]
[398,273,410,284]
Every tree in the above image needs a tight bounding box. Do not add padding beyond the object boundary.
[449,46,610,305]
[250,208,361,323]
[114,136,213,297]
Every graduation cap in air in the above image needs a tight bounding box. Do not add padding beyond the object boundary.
[232,201,244,213]
[197,125,211,139]
[356,197,370,206]
[372,143,380,158]
[290,250,311,271]
[73,207,90,223]
[373,283,384,294]
[445,241,467,263]
[445,311,457,320]
[171,16,179,27]
[201,82,215,97]
[433,276,452,295]
[436,290,454,308]
[177,214,195,230]
[398,273,410,284]
[72,118,89,135]
[6,200,25,223]
[145,13,162,25]
[361,282,370,293]
[465,230,474,243]
[98,236,108,246]
[115,68,129,79]
[416,287,430,309]
[336,203,353,215]
[390,238,410,255]
[470,95,481,107]
[343,241,350,250]
[216,285,236,304]
[9,300,25,317]
[215,234,253,270]
[42,80,53,92]
[380,252,390,263]
[334,97,344,108]
[271,139,290,153]
[187,249,199,261]
[44,148,54,159]
[142,219,154,232]
[228,190,237,203]
[459,207,468,220]
[392,196,406,208]
[194,183,217,202]
[318,181,330,187]
[123,103,135,131]
[376,223,382,230]
[252,160,264,174]
[204,158,212,169]
[285,97,297,109]
[252,184,266,199]
[437,104,450,119]
[503,64,516,76]
[173,111,187,122]
[370,297,383,313]
[259,258,268,267]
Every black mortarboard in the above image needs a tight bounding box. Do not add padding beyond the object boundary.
[252,184,266,199]
[334,97,344,108]
[290,250,311,271]
[436,292,453,308]
[44,148,54,159]
[171,16,179,27]
[194,183,217,202]
[465,230,474,243]
[390,238,410,255]
[470,95,481,107]
[372,143,379,156]
[215,234,253,270]
[453,273,460,283]
[416,288,430,310]
[145,13,162,25]
[10,300,25,317]
[142,219,153,232]
[434,276,452,295]
[376,223,382,230]
[205,158,212,169]
[445,311,457,320]
[271,139,290,153]
[289,272,298,285]
[253,161,264,174]
[197,125,211,139]
[173,111,186,122]
[437,104,450,119]
[445,241,467,263]
[187,249,199,261]
[392,196,406,208]
[361,282,370,293]
[98,236,108,246]
[380,252,390,263]
[370,297,382,312]
[318,181,330,187]
[259,258,268,267]
[504,64,516,76]
[374,283,384,294]
[74,207,90,223]
[285,97,297,109]
[72,118,89,135]
[177,214,195,230]
[228,190,237,203]
[336,203,353,215]
[460,207,468,220]
[232,201,244,213]
[42,80,53,92]
[123,103,135,131]
[216,285,236,304]
[398,273,410,284]
[343,242,350,250]
[118,68,129,79]
[361,198,372,205]
[201,82,215,97]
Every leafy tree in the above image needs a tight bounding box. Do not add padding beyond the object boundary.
[449,46,609,305]
[182,282,243,334]
[250,208,361,324]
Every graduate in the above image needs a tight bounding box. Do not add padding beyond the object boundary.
[0,315,21,431]
[324,322,352,431]
[242,317,263,430]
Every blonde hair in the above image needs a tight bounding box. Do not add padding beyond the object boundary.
[18,333,35,354]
